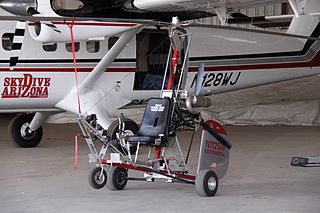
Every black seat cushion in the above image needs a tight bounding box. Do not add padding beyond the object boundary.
[126,136,158,145]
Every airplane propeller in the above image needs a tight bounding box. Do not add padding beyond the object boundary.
[194,62,205,96]
[0,6,61,69]
[9,21,26,69]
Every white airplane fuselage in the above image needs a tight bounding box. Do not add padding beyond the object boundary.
[0,1,320,121]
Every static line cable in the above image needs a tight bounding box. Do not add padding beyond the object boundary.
[67,18,82,115]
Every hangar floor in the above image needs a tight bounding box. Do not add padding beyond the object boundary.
[0,116,319,213]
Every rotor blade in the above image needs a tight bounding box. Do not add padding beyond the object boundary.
[195,63,205,96]
[0,15,165,26]
[188,23,320,41]
[1,14,319,41]
[202,121,232,150]
[9,20,25,69]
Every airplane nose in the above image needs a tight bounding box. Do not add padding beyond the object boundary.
[0,0,37,16]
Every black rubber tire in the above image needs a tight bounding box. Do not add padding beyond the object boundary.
[106,166,128,191]
[195,169,218,197]
[88,167,107,189]
[108,118,139,155]
[8,114,43,148]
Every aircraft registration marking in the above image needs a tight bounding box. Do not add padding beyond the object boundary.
[190,72,241,88]
[1,74,51,98]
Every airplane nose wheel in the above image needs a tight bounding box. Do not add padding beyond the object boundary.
[195,169,219,197]
[8,114,43,147]
[106,166,128,191]
[88,167,107,189]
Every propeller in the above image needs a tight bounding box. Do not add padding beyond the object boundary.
[195,62,205,96]
[4,7,61,69]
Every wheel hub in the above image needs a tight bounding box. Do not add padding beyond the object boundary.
[207,177,217,191]
[20,123,35,140]
[117,172,126,184]
[94,172,105,184]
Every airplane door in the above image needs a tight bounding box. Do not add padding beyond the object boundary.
[134,29,170,90]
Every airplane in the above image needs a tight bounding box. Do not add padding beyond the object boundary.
[0,0,319,151]
[0,0,319,196]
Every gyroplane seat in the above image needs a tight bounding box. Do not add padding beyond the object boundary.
[127,98,173,146]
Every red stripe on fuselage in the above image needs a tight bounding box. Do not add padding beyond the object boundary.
[0,67,136,72]
[189,52,320,72]
[1,52,320,73]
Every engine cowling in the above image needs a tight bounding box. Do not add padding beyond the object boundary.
[28,21,137,43]
[0,0,37,16]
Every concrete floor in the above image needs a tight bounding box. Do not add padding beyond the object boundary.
[0,115,319,213]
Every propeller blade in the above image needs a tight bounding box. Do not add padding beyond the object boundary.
[44,22,61,33]
[195,63,205,96]
[9,20,25,69]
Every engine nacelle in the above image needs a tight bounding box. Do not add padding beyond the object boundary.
[28,21,137,43]
[0,0,37,16]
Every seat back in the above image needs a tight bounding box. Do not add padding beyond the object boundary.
[137,98,172,139]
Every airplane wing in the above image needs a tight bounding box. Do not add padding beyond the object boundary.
[130,0,288,12]
[53,0,287,21]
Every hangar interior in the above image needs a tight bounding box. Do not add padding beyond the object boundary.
[1,2,320,213]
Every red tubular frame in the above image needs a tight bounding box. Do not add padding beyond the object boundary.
[100,160,196,181]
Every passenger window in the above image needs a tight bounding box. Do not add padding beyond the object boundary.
[66,42,80,52]
[2,33,14,51]
[108,36,119,50]
[43,43,57,52]
[86,41,100,53]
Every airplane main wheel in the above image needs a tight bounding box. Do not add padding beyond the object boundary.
[8,114,43,148]
[108,118,139,155]
[88,167,107,189]
[195,169,218,197]
[106,166,128,191]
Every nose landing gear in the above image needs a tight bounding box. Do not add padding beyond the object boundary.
[8,114,43,148]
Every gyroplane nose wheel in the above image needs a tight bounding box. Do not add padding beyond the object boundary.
[8,114,43,148]
[195,169,219,197]
[88,167,107,189]
[106,166,128,191]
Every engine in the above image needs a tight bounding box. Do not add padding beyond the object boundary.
[28,21,137,43]
[0,0,37,16]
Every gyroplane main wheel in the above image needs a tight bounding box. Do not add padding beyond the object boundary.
[88,167,107,189]
[195,169,219,197]
[108,118,139,155]
[8,114,43,148]
[106,166,128,191]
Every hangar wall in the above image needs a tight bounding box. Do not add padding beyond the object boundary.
[47,3,320,126]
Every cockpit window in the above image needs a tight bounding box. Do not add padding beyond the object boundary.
[52,0,84,10]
